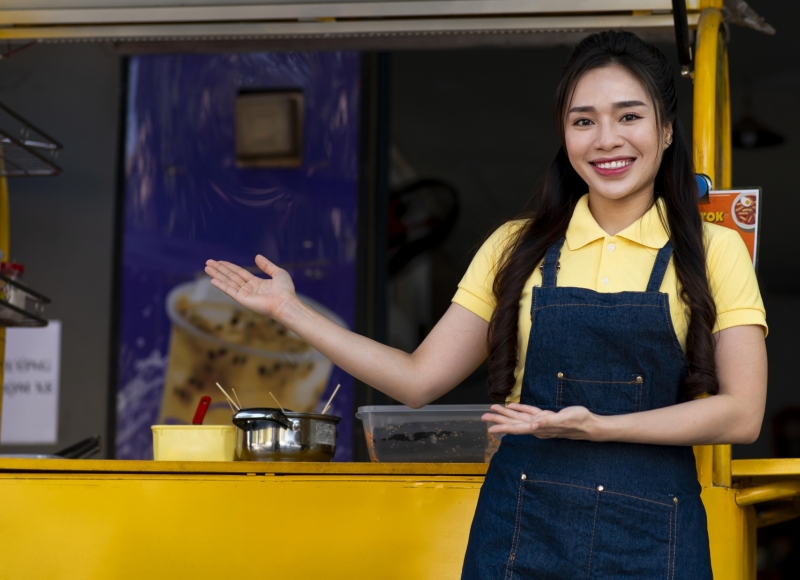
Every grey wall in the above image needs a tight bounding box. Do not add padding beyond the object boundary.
[0,44,121,456]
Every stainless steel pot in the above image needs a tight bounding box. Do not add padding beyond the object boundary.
[232,408,340,462]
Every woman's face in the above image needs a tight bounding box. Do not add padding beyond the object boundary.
[564,64,672,205]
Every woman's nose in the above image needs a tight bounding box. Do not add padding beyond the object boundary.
[595,120,624,150]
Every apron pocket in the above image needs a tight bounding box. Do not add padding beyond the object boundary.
[508,478,596,579]
[556,372,643,415]
[589,489,676,580]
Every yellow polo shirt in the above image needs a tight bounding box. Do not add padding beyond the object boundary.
[453,194,767,403]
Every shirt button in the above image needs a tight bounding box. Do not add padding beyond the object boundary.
[601,277,609,285]
[607,243,616,251]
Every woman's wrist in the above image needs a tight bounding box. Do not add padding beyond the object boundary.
[272,294,308,326]
[587,413,617,442]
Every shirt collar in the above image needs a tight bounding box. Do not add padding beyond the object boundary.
[565,194,670,251]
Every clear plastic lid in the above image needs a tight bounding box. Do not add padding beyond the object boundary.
[355,404,491,419]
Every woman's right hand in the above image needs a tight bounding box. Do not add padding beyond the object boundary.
[204,255,297,319]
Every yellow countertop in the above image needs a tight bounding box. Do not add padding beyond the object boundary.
[0,457,489,476]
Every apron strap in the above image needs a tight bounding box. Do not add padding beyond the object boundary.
[540,237,565,288]
[645,241,674,292]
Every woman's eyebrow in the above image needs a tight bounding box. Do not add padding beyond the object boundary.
[568,100,648,114]
[613,100,648,109]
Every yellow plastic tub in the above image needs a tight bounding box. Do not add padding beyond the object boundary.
[151,425,236,461]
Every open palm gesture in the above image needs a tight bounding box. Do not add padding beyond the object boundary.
[204,255,297,318]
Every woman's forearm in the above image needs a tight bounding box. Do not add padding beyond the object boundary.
[593,393,762,445]
[276,298,488,408]
[276,297,419,403]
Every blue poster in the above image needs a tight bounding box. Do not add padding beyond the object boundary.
[116,52,360,461]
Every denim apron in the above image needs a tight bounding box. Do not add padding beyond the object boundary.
[462,238,713,580]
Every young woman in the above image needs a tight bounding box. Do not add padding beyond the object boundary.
[206,31,767,579]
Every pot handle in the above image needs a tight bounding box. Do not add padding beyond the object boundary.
[232,408,292,430]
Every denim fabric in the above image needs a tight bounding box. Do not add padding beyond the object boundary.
[462,238,713,580]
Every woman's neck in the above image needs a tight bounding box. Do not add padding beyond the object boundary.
[587,189,655,236]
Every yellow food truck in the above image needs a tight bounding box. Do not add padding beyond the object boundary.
[0,2,791,579]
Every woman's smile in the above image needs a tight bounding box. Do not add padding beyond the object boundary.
[590,156,636,176]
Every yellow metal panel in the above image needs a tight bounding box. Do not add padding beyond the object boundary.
[695,444,714,488]
[0,473,482,580]
[702,486,757,580]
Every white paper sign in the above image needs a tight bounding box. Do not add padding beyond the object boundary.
[1,321,61,444]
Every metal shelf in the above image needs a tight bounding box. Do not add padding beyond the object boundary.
[0,272,51,328]
[0,101,62,177]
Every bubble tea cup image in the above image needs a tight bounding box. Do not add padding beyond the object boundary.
[159,277,343,426]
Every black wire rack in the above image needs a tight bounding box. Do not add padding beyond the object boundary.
[0,100,63,177]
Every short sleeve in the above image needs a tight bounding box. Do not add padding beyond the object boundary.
[705,225,767,335]
[452,221,523,322]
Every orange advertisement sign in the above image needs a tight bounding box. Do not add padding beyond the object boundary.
[699,188,761,267]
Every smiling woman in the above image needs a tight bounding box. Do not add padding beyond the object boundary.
[205,30,767,580]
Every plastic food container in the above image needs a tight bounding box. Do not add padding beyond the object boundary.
[151,425,236,461]
[355,404,502,463]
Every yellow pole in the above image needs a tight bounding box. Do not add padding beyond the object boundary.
[693,8,756,579]
[720,49,733,189]
[693,8,724,186]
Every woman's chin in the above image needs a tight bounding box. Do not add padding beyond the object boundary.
[589,185,652,203]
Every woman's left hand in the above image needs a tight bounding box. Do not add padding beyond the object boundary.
[483,403,600,440]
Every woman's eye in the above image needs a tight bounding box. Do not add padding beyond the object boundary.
[621,113,642,122]
[573,118,593,127]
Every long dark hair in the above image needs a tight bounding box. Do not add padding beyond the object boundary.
[487,30,718,403]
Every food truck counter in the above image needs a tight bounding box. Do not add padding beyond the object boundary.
[6,457,800,579]
[0,458,487,580]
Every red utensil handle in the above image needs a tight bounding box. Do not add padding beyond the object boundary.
[192,396,212,425]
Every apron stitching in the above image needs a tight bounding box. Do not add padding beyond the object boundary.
[533,303,663,310]
[671,502,679,580]
[504,478,525,580]
[525,479,595,492]
[668,501,674,580]
[560,377,643,384]
[601,489,675,508]
[586,490,600,580]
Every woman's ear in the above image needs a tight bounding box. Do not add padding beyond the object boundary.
[664,121,674,148]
